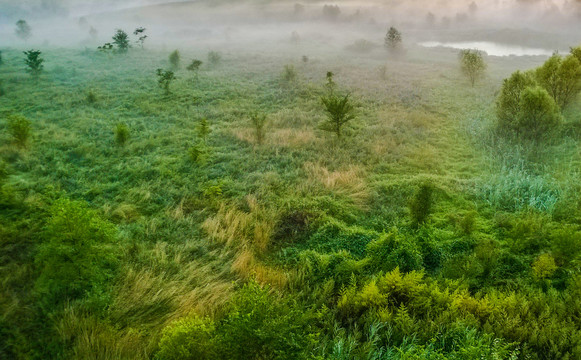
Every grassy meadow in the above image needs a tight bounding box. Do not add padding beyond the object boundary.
[2,8,581,359]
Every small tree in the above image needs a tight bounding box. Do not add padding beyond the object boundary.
[384,26,402,52]
[15,20,32,42]
[89,26,98,41]
[496,70,537,132]
[517,86,561,141]
[208,51,221,66]
[410,182,433,225]
[112,29,130,54]
[282,64,297,83]
[156,69,176,95]
[322,4,341,21]
[23,50,44,79]
[6,114,32,148]
[114,123,130,147]
[535,54,581,109]
[250,112,267,145]
[197,118,210,144]
[187,59,203,72]
[325,71,336,94]
[0,51,3,66]
[320,94,356,138]
[169,50,181,70]
[134,27,147,48]
[459,49,487,86]
[98,42,114,54]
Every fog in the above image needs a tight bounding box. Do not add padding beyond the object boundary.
[1,0,580,56]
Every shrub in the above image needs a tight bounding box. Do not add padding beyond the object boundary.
[535,53,581,109]
[133,27,147,48]
[409,182,433,225]
[23,49,44,78]
[35,198,117,306]
[495,70,537,133]
[169,50,181,70]
[282,64,297,83]
[459,49,487,86]
[86,89,97,104]
[516,85,561,140]
[15,19,31,41]
[250,112,268,145]
[384,26,402,52]
[114,123,130,147]
[532,253,557,280]
[322,4,341,21]
[156,69,176,95]
[366,232,423,273]
[6,114,31,148]
[186,59,203,72]
[197,118,210,144]
[188,143,206,163]
[156,316,217,360]
[320,94,356,138]
[208,51,221,66]
[112,29,130,53]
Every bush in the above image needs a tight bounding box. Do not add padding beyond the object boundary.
[495,70,538,133]
[516,85,561,140]
[187,59,203,72]
[23,49,44,78]
[35,198,117,306]
[384,27,402,52]
[535,53,581,109]
[320,94,356,138]
[281,64,297,83]
[169,50,181,70]
[409,182,433,225]
[114,123,130,147]
[156,69,176,95]
[86,89,97,104]
[208,51,221,66]
[459,49,486,86]
[6,114,32,148]
[112,29,130,53]
[250,112,267,145]
[156,316,217,360]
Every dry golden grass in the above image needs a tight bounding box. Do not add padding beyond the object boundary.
[303,161,370,208]
[232,127,316,148]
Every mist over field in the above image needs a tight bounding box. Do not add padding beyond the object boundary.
[2,0,581,359]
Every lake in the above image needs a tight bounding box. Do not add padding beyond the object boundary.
[419,41,555,57]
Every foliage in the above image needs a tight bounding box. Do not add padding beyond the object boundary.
[459,49,487,86]
[156,68,176,94]
[250,112,268,145]
[169,50,181,70]
[197,118,211,144]
[134,27,147,48]
[157,316,217,360]
[534,53,581,109]
[35,198,117,306]
[282,64,297,83]
[114,123,130,147]
[187,59,203,72]
[532,253,557,279]
[409,182,433,225]
[384,26,402,51]
[112,29,130,54]
[15,19,31,41]
[322,4,341,20]
[208,51,222,65]
[495,70,537,133]
[320,94,356,138]
[6,114,32,148]
[23,50,44,78]
[516,85,561,140]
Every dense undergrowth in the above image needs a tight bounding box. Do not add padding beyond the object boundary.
[1,41,581,359]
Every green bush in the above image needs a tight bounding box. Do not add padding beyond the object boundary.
[208,51,221,66]
[169,50,181,70]
[495,70,537,132]
[535,53,581,109]
[409,182,433,225]
[157,316,217,360]
[35,198,118,306]
[23,49,44,78]
[6,114,32,148]
[114,123,130,147]
[459,49,487,86]
[156,69,176,95]
[516,86,561,140]
[281,64,297,83]
[112,29,130,53]
[320,94,356,138]
[366,231,423,273]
